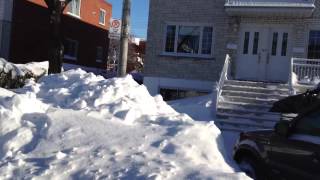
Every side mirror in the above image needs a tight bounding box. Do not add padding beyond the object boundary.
[274,121,291,137]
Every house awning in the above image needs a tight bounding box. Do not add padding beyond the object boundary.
[225,0,315,17]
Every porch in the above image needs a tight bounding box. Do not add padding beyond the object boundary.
[213,55,319,131]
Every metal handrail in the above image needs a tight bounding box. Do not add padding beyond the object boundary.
[289,57,320,94]
[213,54,231,114]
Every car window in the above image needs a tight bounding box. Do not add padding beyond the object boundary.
[295,111,320,137]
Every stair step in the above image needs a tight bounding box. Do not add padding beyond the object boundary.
[219,100,272,111]
[221,95,278,106]
[216,118,276,129]
[225,80,289,89]
[221,90,288,100]
[217,108,281,119]
[222,85,289,95]
[216,112,280,122]
[216,80,290,132]
[216,124,272,132]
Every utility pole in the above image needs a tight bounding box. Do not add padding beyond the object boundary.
[118,0,131,77]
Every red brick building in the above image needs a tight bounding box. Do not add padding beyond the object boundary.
[0,0,112,70]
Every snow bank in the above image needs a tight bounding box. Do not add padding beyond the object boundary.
[0,58,47,78]
[0,69,248,179]
[0,58,48,88]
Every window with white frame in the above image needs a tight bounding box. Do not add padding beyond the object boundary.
[164,24,214,56]
[68,0,81,17]
[64,39,79,60]
[308,30,320,59]
[99,9,106,25]
[96,46,103,62]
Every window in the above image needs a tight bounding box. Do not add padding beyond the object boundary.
[295,111,320,137]
[202,27,213,54]
[281,33,288,56]
[308,30,320,59]
[160,88,209,101]
[252,32,259,55]
[243,32,250,54]
[99,9,106,25]
[164,24,214,57]
[68,0,81,17]
[165,25,176,52]
[96,46,103,62]
[64,39,78,60]
[177,26,200,54]
[271,32,278,56]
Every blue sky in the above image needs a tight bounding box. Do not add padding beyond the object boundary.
[106,0,149,39]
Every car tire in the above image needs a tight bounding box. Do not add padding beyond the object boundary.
[238,156,264,180]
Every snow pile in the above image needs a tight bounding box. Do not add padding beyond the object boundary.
[0,58,48,88]
[0,69,248,179]
[0,58,47,78]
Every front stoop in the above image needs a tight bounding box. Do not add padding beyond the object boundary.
[216,80,291,132]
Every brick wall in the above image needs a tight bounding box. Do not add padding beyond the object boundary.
[8,0,112,69]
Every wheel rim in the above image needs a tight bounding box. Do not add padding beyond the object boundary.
[239,159,257,179]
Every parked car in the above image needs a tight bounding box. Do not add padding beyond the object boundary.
[233,110,320,180]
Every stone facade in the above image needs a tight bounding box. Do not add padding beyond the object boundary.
[144,0,320,96]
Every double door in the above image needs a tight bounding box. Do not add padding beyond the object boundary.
[236,25,291,82]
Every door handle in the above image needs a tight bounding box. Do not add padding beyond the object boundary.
[258,53,261,64]
[266,53,270,64]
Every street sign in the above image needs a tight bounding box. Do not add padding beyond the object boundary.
[109,18,121,40]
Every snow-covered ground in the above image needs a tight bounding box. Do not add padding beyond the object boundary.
[0,69,249,179]
[169,95,241,162]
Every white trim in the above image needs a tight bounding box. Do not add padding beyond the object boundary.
[143,76,214,96]
[99,9,106,26]
[67,0,81,18]
[162,22,215,58]
[67,12,81,19]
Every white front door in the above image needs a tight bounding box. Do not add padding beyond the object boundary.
[266,29,291,82]
[236,25,291,82]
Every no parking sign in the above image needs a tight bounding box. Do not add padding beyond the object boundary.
[109,18,122,40]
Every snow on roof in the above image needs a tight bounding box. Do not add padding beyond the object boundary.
[225,0,315,7]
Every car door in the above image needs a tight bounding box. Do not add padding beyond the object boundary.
[268,111,320,180]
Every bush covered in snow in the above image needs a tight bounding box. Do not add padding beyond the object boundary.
[0,58,47,89]
[0,69,248,179]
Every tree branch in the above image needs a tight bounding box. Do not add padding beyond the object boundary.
[44,0,53,10]
[62,0,72,12]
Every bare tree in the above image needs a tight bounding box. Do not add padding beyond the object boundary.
[44,0,72,74]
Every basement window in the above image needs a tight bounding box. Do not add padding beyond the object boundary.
[160,88,209,101]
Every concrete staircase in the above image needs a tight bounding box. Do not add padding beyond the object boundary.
[216,80,291,132]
